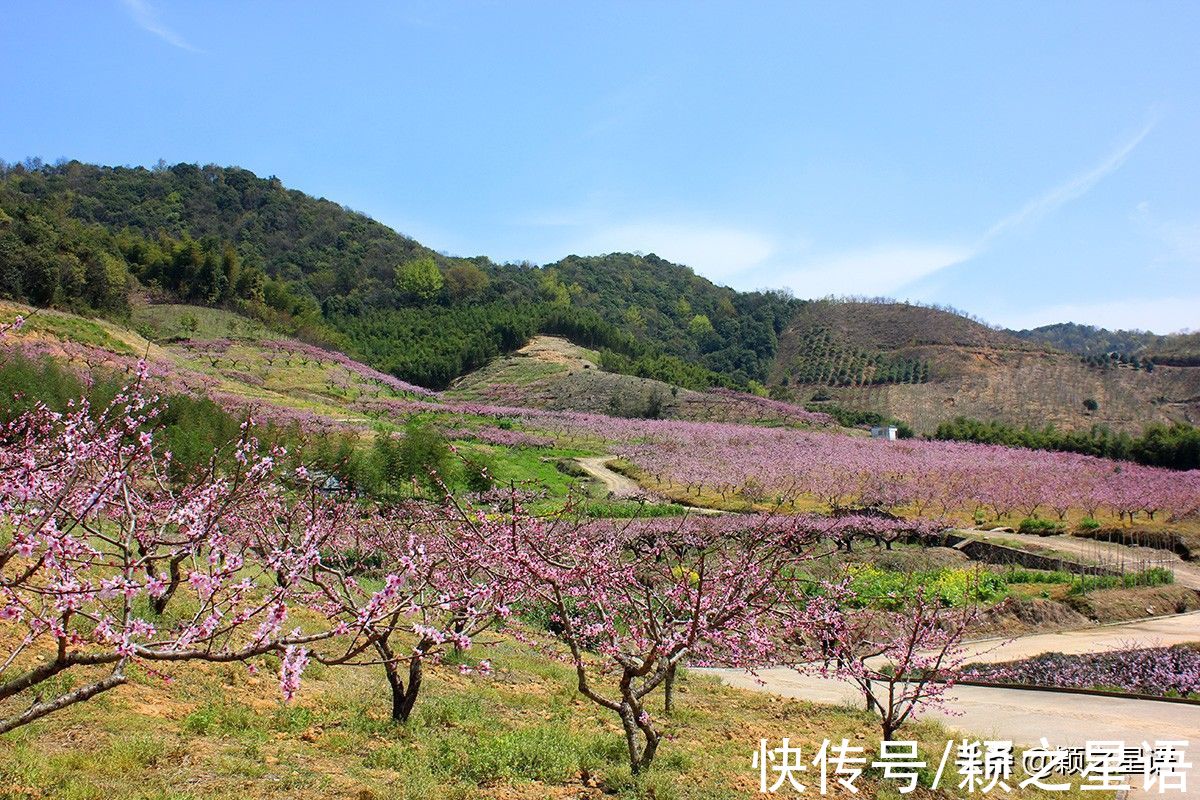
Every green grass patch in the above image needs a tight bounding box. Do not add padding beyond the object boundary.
[1,308,134,354]
[132,304,265,342]
[574,498,692,518]
[1066,567,1175,595]
[1000,568,1076,585]
[1017,517,1066,535]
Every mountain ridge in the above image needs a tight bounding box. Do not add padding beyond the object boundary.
[1,158,1197,432]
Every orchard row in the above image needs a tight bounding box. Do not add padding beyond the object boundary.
[0,353,972,772]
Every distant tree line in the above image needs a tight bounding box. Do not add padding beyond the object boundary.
[803,401,915,438]
[933,416,1200,471]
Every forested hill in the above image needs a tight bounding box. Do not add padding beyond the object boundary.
[1011,322,1200,365]
[4,159,1193,402]
[1011,323,1160,357]
[0,160,794,389]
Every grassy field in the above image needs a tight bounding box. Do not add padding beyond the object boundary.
[131,304,269,343]
[0,632,1112,800]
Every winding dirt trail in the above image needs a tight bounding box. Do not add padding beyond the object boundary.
[574,456,646,498]
[573,457,728,515]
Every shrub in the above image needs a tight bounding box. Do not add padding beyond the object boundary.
[1018,517,1065,535]
[1001,568,1074,585]
[1066,567,1174,595]
[1078,517,1101,531]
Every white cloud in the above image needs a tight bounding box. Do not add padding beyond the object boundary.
[569,222,778,282]
[777,244,975,298]
[120,0,202,52]
[998,296,1199,334]
[774,119,1156,300]
[519,118,1156,316]
[980,120,1155,245]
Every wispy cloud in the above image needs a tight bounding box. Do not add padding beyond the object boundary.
[120,0,202,52]
[777,119,1157,298]
[979,119,1156,246]
[520,119,1157,302]
[776,244,975,298]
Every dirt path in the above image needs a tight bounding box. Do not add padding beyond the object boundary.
[956,610,1200,663]
[573,457,728,515]
[967,528,1200,590]
[574,456,648,499]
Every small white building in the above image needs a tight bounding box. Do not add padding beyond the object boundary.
[870,425,898,441]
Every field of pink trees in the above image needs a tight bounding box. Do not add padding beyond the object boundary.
[3,313,1200,776]
[5,314,1198,529]
[602,420,1200,523]
[0,380,956,765]
[0,317,984,767]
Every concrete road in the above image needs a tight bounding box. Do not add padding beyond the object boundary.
[708,667,1200,747]
[705,614,1200,797]
[707,668,1200,795]
[959,610,1200,663]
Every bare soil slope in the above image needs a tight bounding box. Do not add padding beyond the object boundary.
[447,336,831,426]
[772,302,1200,433]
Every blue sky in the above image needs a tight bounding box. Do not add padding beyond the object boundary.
[2,2,1198,333]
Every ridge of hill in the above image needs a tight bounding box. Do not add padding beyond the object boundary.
[2,159,1198,434]
[770,301,1200,434]
[1011,322,1200,364]
[0,160,793,390]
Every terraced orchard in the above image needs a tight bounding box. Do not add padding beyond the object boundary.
[781,324,930,387]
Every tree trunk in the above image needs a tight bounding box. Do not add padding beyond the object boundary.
[399,654,422,722]
[863,678,879,713]
[377,641,423,723]
[618,701,660,775]
[619,704,644,774]
[663,663,677,715]
[147,554,184,616]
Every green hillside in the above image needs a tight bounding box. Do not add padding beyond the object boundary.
[0,160,794,390]
[2,159,1197,434]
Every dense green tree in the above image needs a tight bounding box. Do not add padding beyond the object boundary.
[444,263,489,301]
[0,160,807,390]
[933,416,1200,470]
[394,256,444,302]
